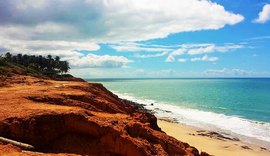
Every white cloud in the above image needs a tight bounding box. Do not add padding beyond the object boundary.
[254,4,270,23]
[66,54,133,68]
[215,44,245,52]
[134,52,168,58]
[101,0,244,41]
[205,68,255,76]
[187,44,244,55]
[165,43,244,62]
[247,36,270,40]
[181,43,213,49]
[166,48,186,62]
[188,44,215,55]
[0,36,100,56]
[70,68,176,78]
[165,55,176,62]
[170,48,186,56]
[0,38,139,70]
[0,0,244,56]
[178,58,187,62]
[191,55,219,62]
[111,42,172,52]
[149,69,176,77]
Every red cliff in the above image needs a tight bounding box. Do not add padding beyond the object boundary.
[0,75,209,156]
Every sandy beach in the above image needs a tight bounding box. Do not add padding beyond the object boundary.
[158,119,270,156]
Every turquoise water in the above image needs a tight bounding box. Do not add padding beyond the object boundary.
[87,78,270,146]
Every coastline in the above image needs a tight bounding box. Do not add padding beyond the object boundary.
[0,75,208,155]
[157,119,270,156]
[106,89,270,150]
[0,73,268,156]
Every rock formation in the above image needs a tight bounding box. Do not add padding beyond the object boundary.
[0,75,209,156]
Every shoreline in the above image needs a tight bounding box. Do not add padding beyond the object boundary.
[92,83,270,155]
[157,119,270,156]
[115,92,270,155]
[111,91,270,150]
[0,75,208,155]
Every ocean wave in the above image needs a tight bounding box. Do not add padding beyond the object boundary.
[114,91,270,147]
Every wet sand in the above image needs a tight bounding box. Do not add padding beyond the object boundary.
[158,119,270,156]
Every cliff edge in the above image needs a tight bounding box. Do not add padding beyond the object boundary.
[0,75,209,156]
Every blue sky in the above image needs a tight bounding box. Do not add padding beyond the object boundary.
[0,0,270,78]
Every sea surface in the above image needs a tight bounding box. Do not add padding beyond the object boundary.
[87,78,270,148]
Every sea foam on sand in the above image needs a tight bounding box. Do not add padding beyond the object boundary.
[114,91,270,149]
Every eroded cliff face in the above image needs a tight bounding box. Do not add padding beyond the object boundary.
[0,75,208,156]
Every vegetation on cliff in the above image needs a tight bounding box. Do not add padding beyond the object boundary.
[0,53,70,77]
[0,53,209,155]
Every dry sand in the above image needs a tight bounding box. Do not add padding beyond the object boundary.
[158,119,270,156]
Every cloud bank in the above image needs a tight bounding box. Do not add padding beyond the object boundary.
[165,43,244,62]
[1,0,243,50]
[205,68,255,76]
[134,52,168,58]
[191,55,219,62]
[65,54,133,68]
[0,0,244,69]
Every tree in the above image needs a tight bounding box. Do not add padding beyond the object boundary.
[47,55,52,60]
[22,54,29,66]
[17,54,22,64]
[53,56,61,73]
[45,55,53,72]
[3,52,70,75]
[37,55,44,69]
[0,54,6,66]
[5,52,12,61]
[12,56,17,63]
[59,61,70,74]
[55,56,60,62]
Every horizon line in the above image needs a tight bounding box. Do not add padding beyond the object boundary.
[84,77,270,80]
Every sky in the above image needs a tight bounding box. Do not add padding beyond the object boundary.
[0,0,270,78]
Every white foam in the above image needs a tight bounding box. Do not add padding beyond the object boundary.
[114,91,270,148]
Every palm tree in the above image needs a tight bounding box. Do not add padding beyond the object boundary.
[47,55,52,60]
[17,54,23,64]
[59,61,70,74]
[2,52,70,76]
[46,55,53,72]
[5,52,12,61]
[55,56,60,62]
[22,54,29,66]
[54,56,61,73]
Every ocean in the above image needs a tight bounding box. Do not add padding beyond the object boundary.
[87,78,270,147]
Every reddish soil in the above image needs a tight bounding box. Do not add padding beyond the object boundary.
[0,75,209,156]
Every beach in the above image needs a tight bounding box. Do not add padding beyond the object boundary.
[158,119,270,156]
[98,79,270,143]
[97,78,270,155]
[1,0,269,155]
